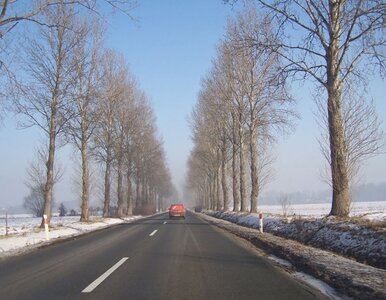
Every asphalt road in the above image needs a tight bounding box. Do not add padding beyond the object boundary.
[0,211,328,300]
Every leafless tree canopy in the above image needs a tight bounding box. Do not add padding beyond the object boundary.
[0,0,137,38]
[0,0,137,121]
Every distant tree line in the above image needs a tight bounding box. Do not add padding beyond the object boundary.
[186,2,385,217]
[1,1,175,225]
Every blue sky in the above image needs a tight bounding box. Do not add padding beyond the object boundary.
[1,1,385,208]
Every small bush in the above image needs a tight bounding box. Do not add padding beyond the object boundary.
[194,206,203,213]
[349,216,386,231]
[133,204,156,216]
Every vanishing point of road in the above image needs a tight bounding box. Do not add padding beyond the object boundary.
[0,212,328,299]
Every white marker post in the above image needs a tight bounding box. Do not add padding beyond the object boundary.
[5,209,8,236]
[43,214,50,241]
[258,211,263,233]
[3,208,8,236]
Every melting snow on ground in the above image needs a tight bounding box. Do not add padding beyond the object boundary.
[205,201,386,270]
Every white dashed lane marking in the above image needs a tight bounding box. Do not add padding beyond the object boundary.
[149,230,158,236]
[82,257,129,293]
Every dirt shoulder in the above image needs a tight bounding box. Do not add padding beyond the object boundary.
[198,213,386,300]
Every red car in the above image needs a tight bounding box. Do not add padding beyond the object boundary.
[169,204,186,219]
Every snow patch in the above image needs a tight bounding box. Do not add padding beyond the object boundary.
[267,255,293,268]
[294,272,352,300]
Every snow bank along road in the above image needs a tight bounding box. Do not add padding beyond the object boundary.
[0,212,328,300]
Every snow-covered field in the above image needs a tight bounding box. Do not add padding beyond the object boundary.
[259,201,386,220]
[0,214,79,236]
[0,214,142,258]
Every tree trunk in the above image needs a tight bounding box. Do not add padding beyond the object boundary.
[231,113,240,212]
[149,186,154,206]
[80,135,90,222]
[103,154,111,218]
[141,176,147,204]
[327,1,350,217]
[216,168,222,211]
[209,177,215,210]
[249,127,259,213]
[157,194,160,212]
[135,177,141,208]
[328,86,350,216]
[117,155,124,217]
[239,114,247,211]
[213,174,217,210]
[153,188,157,208]
[205,181,209,209]
[126,169,133,216]
[41,112,56,227]
[221,138,229,211]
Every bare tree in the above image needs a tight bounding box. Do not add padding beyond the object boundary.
[279,194,292,217]
[66,17,102,222]
[58,202,68,216]
[226,0,386,217]
[14,3,78,226]
[23,186,45,217]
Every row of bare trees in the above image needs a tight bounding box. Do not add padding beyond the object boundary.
[187,9,296,213]
[93,51,174,219]
[1,1,174,225]
[187,2,385,217]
